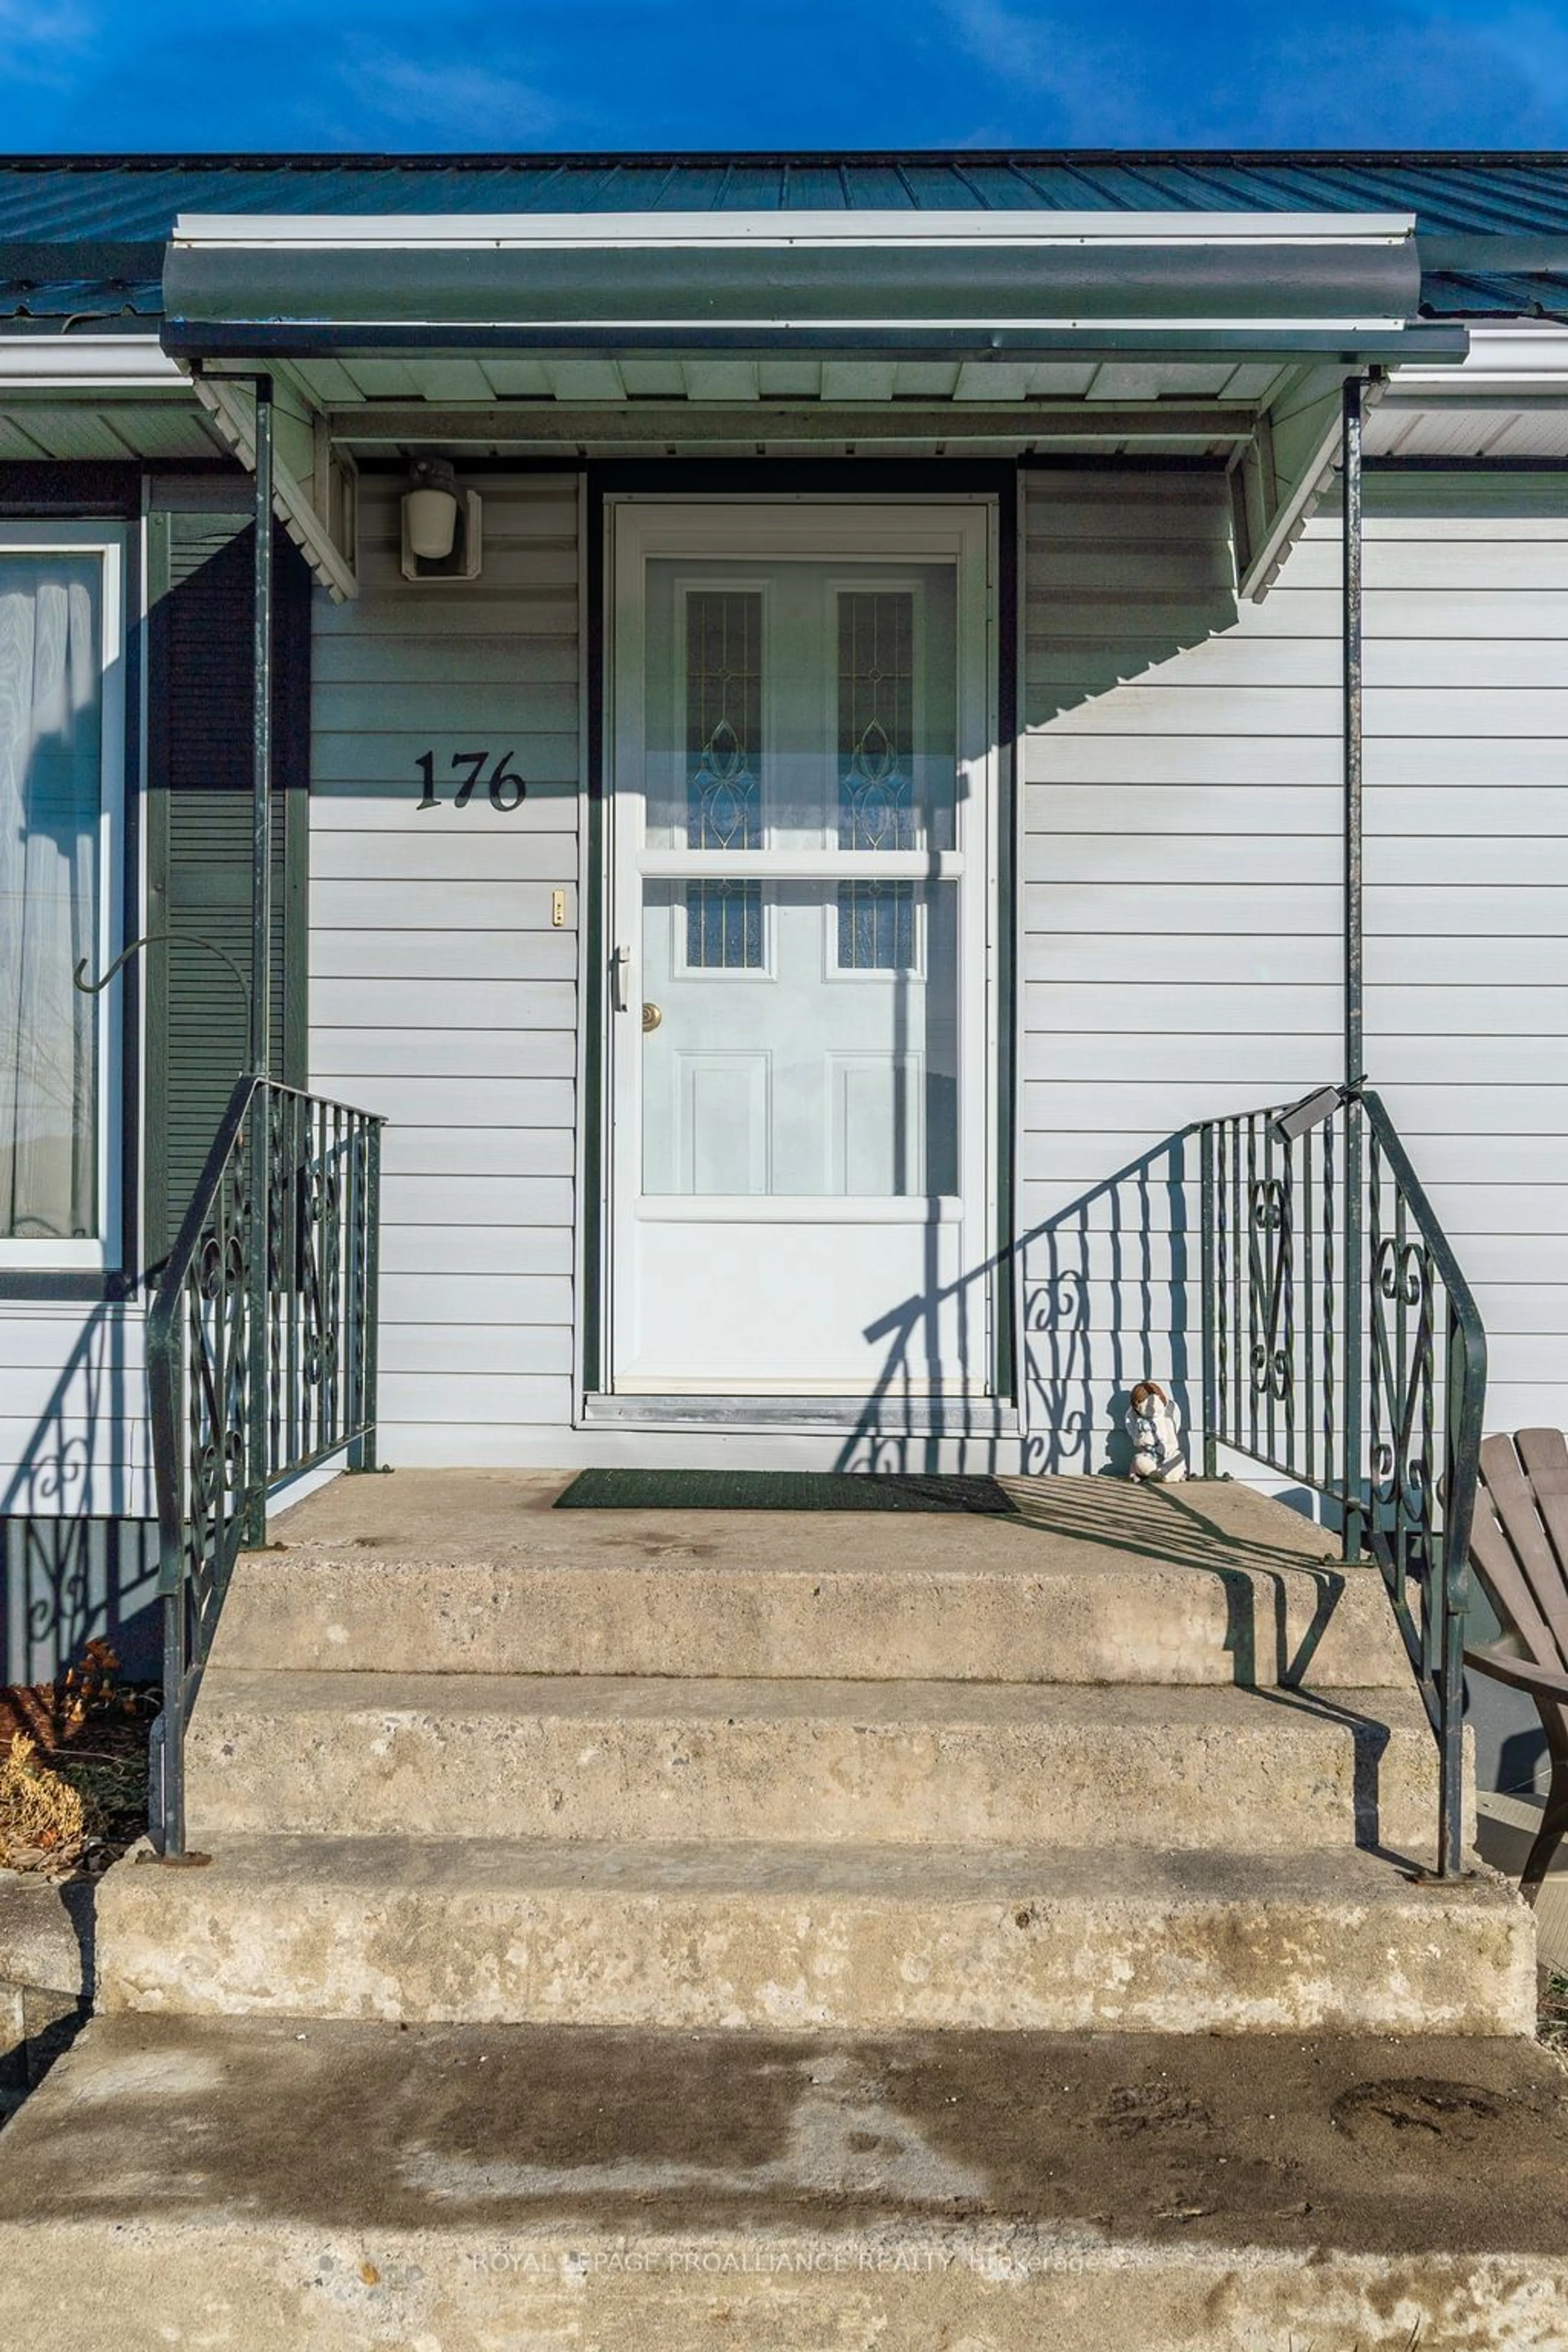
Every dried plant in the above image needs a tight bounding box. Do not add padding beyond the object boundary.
[0,1733,87,1869]
[57,1637,126,1731]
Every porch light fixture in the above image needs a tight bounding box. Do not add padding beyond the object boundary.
[1274,1083,1347,1143]
[400,456,483,581]
[404,456,457,556]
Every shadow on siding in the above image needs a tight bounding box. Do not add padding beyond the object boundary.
[0,1309,158,1684]
[836,1131,1192,1478]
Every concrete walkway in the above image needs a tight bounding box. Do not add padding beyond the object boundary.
[0,2012,1564,2350]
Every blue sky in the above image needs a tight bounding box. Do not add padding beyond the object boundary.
[3,0,1568,152]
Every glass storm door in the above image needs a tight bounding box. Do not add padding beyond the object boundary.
[608,503,993,1394]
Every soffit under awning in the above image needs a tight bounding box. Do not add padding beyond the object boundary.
[0,333,231,463]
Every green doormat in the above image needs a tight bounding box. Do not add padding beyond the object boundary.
[554,1469,1018,1513]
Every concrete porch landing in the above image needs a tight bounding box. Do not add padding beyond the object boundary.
[1,2013,1565,2352]
[223,1469,1412,1688]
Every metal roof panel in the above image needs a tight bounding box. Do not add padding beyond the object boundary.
[0,149,1564,232]
[5,151,1568,321]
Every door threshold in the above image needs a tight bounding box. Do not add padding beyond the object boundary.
[580,1392,1019,1435]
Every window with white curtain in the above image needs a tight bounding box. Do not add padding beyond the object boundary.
[0,526,123,1267]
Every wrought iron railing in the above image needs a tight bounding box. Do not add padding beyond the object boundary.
[1198,1085,1487,1878]
[147,1076,384,1858]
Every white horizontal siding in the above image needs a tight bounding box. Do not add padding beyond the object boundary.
[314,637,578,686]
[311,930,577,982]
[1360,472,1568,1437]
[1020,470,1259,1468]
[1041,735,1568,785]
[312,879,568,931]
[310,473,580,1459]
[313,735,581,786]
[314,1032,575,1082]
[1040,637,1568,690]
[377,1208,574,1272]
[285,459,1568,1472]
[1020,467,1568,1471]
[0,1306,152,1518]
[307,791,579,840]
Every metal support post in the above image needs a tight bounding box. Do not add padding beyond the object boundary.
[1200,1123,1218,1479]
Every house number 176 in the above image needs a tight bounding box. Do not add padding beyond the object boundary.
[415,750,528,810]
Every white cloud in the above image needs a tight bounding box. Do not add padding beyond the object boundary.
[334,40,564,142]
[939,0,1153,143]
[1451,4,1568,118]
[936,0,1568,149]
[0,0,98,88]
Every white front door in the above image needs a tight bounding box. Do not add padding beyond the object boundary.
[607,500,995,1396]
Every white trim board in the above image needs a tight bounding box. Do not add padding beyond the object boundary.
[0,336,185,390]
[173,209,1417,251]
[0,521,126,1274]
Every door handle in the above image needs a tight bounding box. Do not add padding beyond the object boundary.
[610,943,632,1012]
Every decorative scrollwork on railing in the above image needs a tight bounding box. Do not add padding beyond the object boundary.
[1247,1172,1293,1402]
[299,1140,344,1395]
[148,1079,384,1860]
[179,1126,255,1659]
[1199,1086,1486,1879]
[1368,1218,1440,1576]
[1376,1236,1428,1310]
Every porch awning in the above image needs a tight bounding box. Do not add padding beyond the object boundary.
[162,207,1469,605]
[162,209,1463,364]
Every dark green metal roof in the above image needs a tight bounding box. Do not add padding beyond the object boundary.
[4,149,1568,324]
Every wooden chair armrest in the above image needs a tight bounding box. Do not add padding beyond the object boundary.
[1464,1641,1568,1702]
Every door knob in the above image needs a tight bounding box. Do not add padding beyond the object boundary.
[642,1002,663,1033]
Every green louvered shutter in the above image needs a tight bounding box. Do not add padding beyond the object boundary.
[144,503,310,1266]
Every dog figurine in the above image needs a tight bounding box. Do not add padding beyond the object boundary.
[1125,1381,1187,1483]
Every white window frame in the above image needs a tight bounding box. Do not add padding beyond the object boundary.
[0,521,126,1272]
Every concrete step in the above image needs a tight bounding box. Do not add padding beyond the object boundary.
[9,2017,1567,2352]
[183,1671,1456,1854]
[95,1834,1534,2036]
[224,1469,1414,1688]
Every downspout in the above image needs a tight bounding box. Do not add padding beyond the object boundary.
[245,376,274,1542]
[1341,373,1365,1566]
[250,375,274,1085]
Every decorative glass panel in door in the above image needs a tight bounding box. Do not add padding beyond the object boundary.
[611,505,991,1394]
